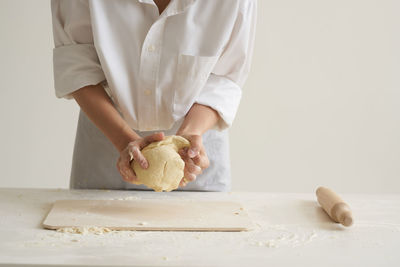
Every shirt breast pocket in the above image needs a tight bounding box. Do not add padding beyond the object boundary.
[173,54,218,116]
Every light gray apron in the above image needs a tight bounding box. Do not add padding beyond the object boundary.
[70,110,231,192]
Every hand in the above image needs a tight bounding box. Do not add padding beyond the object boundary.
[177,134,210,188]
[116,132,165,183]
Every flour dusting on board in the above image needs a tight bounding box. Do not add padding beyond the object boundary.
[250,222,320,248]
[110,196,141,201]
[56,226,113,235]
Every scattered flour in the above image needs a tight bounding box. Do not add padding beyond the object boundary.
[256,240,278,248]
[110,196,141,201]
[56,226,113,235]
[251,225,320,249]
[305,230,318,244]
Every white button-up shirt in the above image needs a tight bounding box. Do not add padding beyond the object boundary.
[51,0,257,131]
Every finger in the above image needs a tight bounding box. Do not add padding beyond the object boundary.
[143,132,165,145]
[179,148,191,164]
[123,166,137,182]
[179,178,188,188]
[187,135,202,158]
[181,156,199,181]
[183,171,197,182]
[185,162,202,176]
[117,158,137,182]
[192,153,210,170]
[181,154,195,169]
[128,150,134,162]
[179,155,197,182]
[178,147,188,158]
[129,145,148,169]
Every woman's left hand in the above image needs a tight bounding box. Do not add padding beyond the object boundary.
[177,134,210,187]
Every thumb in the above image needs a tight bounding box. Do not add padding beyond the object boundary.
[188,135,201,158]
[143,132,165,146]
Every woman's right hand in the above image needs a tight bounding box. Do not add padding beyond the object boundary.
[117,132,165,183]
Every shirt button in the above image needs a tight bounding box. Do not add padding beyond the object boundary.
[147,45,156,52]
[144,89,152,95]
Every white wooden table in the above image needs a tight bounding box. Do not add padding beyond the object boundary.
[0,188,399,266]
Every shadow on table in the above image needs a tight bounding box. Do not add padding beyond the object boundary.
[297,199,347,231]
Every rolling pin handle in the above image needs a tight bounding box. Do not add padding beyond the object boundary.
[331,202,354,227]
[341,211,353,227]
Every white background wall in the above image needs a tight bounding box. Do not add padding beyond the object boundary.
[0,0,399,193]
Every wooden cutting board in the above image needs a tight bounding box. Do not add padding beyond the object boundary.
[42,199,253,231]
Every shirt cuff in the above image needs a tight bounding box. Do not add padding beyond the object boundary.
[53,44,106,99]
[195,74,242,131]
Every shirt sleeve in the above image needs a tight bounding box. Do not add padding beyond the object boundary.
[195,0,257,130]
[51,0,105,99]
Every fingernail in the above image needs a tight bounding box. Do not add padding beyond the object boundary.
[188,173,196,181]
[188,148,198,157]
[142,161,148,169]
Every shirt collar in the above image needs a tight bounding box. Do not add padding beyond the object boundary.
[137,0,196,18]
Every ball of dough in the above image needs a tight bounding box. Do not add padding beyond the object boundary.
[131,135,190,192]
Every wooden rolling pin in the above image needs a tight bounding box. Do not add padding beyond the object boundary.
[316,186,354,227]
